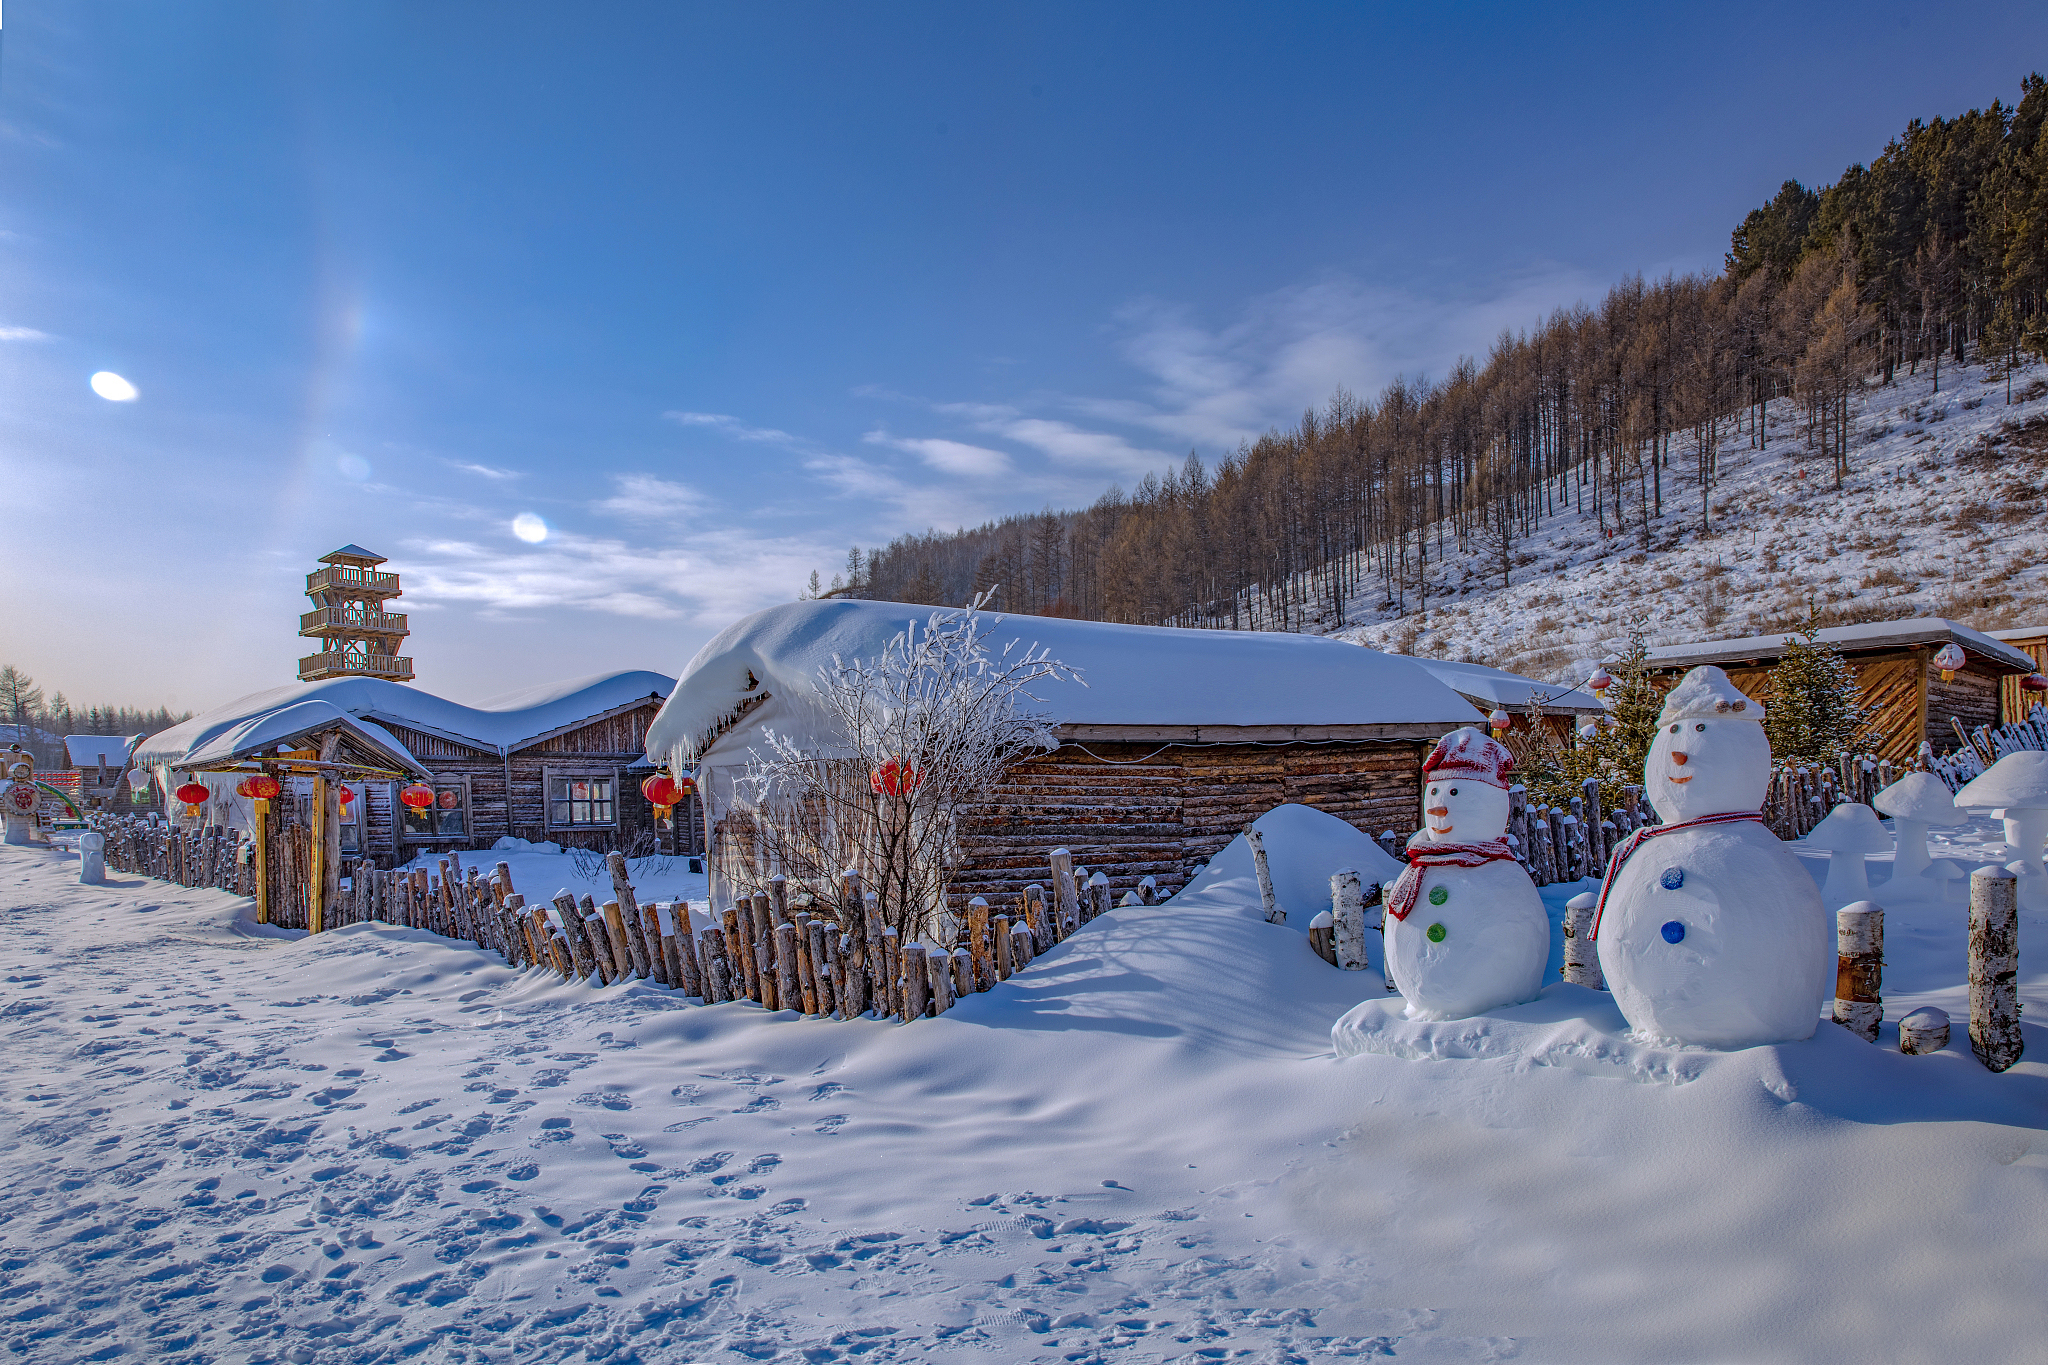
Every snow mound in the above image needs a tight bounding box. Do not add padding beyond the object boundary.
[1333,985,1715,1086]
[1172,801,1406,931]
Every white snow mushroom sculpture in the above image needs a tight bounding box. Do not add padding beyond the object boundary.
[1591,666,1831,1048]
[1382,727,1548,1020]
[1872,771,1965,881]
[1953,752,2048,913]
[1803,803,1893,909]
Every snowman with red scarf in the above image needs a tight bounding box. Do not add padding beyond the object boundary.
[1592,666,1829,1048]
[1384,727,1549,1020]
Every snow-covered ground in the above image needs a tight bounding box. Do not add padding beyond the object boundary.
[1315,361,2048,681]
[4,808,2047,1364]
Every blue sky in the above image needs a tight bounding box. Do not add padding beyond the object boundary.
[2,2,2042,711]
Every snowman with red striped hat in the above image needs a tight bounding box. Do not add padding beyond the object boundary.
[1592,666,1829,1047]
[1384,727,1549,1020]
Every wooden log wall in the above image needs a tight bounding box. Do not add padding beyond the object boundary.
[950,738,1426,907]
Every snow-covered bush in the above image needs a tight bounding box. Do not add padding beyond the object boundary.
[740,596,1081,944]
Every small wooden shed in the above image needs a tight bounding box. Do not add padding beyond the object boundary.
[134,671,690,864]
[643,599,1479,908]
[1988,625,2047,724]
[1642,618,2036,764]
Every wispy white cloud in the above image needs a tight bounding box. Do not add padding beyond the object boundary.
[444,458,523,480]
[0,326,50,341]
[593,473,702,522]
[862,430,1012,478]
[663,410,811,451]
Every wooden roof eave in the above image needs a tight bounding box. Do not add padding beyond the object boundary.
[195,715,434,779]
[1055,722,1455,744]
[505,693,668,755]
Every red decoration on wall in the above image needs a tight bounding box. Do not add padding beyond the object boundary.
[870,758,924,797]
[399,784,435,809]
[245,774,281,800]
[641,774,682,809]
[174,783,211,805]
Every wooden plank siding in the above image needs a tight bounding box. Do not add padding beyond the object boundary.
[1998,632,2046,724]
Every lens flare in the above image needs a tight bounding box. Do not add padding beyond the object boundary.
[90,371,139,401]
[512,513,548,543]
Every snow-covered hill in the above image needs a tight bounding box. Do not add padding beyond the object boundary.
[1316,361,2048,683]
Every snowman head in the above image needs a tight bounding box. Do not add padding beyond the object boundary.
[1421,726,1513,843]
[1644,666,1771,822]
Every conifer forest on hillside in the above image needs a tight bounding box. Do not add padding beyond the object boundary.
[828,75,2048,658]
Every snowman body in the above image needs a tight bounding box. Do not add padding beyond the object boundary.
[1384,740,1550,1021]
[1595,680,1830,1048]
[1385,858,1550,1021]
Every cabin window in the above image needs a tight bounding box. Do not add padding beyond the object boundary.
[338,782,365,854]
[400,779,469,840]
[548,774,617,829]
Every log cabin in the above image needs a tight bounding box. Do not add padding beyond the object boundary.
[1641,617,2036,764]
[1988,625,2048,724]
[641,599,1479,909]
[133,671,693,864]
[63,733,149,811]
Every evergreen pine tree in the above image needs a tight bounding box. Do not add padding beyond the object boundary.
[1762,612,1873,764]
[1513,616,1662,805]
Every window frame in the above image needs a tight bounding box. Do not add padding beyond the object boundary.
[399,775,471,842]
[544,766,620,832]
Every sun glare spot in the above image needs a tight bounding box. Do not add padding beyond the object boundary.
[90,371,138,402]
[512,513,548,543]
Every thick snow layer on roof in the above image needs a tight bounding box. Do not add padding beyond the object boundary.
[1410,658,1607,714]
[1642,617,2035,673]
[644,599,1477,767]
[135,670,674,769]
[63,734,143,766]
[1988,625,2048,643]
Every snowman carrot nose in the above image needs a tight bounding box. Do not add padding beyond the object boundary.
[1671,752,1690,766]
[1427,805,1449,816]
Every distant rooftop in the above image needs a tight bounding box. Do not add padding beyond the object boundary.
[1642,617,2035,674]
[318,544,387,566]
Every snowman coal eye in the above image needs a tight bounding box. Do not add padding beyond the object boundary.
[1694,723,1706,732]
[1448,787,1458,796]
[1669,724,1680,733]
[1428,786,1438,795]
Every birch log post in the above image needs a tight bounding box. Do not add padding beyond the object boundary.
[1330,869,1368,972]
[1244,827,1283,923]
[1008,921,1034,972]
[808,919,834,1015]
[837,932,866,1018]
[1832,901,1883,1042]
[699,927,732,1003]
[927,947,954,1014]
[1968,867,2022,1072]
[1049,849,1079,936]
[1899,1006,1950,1055]
[1562,892,1602,988]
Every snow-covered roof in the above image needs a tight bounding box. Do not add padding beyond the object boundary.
[320,544,387,564]
[1408,658,1607,715]
[1642,618,2035,674]
[1987,625,2048,645]
[134,670,675,770]
[63,734,144,767]
[644,599,1478,768]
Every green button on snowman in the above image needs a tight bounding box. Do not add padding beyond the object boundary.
[1383,727,1549,1020]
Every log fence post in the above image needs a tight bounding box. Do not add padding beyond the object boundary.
[1562,892,1603,987]
[1244,827,1282,923]
[1330,869,1368,972]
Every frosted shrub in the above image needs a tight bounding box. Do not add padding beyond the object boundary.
[741,595,1081,944]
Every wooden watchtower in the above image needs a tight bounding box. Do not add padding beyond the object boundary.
[298,545,415,682]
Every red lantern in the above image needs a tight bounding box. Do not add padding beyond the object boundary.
[1588,667,1612,698]
[641,774,682,810]
[1933,642,1966,683]
[338,785,355,804]
[234,776,256,798]
[174,782,210,805]
[399,784,435,809]
[437,789,459,810]
[2021,673,2047,694]
[245,773,281,801]
[870,758,923,797]
[1488,708,1512,739]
